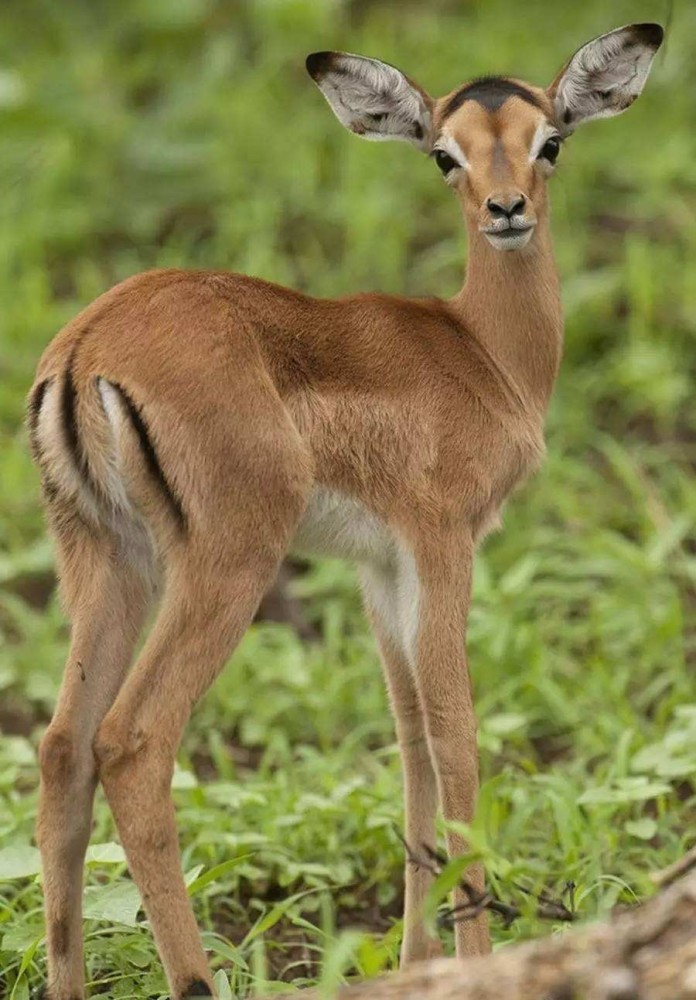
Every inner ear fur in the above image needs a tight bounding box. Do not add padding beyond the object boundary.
[548,22,663,136]
[306,51,433,151]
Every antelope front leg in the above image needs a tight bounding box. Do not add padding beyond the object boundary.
[360,565,441,966]
[410,533,490,958]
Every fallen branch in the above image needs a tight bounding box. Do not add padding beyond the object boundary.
[267,861,696,1000]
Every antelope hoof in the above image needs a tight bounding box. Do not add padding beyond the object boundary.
[181,979,213,998]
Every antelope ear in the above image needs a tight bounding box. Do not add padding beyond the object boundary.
[306,51,433,151]
[548,23,663,136]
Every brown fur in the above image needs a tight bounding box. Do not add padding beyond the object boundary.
[29,25,660,999]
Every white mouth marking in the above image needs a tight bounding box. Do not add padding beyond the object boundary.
[483,227,535,251]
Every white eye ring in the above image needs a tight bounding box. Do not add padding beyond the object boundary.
[432,134,467,184]
[529,120,562,167]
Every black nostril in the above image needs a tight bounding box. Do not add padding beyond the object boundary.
[487,195,526,218]
[486,198,506,217]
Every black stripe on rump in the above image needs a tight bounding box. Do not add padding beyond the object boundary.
[26,378,50,459]
[443,76,544,118]
[108,381,187,532]
[61,359,80,466]
[27,378,62,506]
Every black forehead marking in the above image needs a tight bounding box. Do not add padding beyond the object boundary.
[443,76,544,118]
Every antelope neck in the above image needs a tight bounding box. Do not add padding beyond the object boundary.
[450,214,564,420]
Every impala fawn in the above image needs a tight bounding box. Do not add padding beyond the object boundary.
[29,22,662,999]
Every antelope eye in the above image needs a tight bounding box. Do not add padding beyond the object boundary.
[434,149,458,174]
[539,136,561,164]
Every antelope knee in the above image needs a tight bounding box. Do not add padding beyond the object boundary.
[92,717,136,777]
[39,727,77,786]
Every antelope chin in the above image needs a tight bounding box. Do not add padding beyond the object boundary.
[482,225,535,251]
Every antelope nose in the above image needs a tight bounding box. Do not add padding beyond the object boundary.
[486,194,526,219]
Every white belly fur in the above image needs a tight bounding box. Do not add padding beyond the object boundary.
[291,487,395,568]
[292,488,422,667]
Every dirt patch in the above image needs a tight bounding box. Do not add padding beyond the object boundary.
[213,888,403,983]
[191,738,265,781]
[529,730,573,767]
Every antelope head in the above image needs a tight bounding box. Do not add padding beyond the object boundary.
[307,23,663,252]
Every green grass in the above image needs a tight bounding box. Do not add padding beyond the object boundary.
[2,0,696,996]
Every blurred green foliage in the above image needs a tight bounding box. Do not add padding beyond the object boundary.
[2,0,696,996]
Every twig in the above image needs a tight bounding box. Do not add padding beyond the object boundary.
[399,837,575,929]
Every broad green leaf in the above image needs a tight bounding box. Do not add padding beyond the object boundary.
[172,765,198,790]
[578,780,671,805]
[0,846,41,881]
[213,969,233,1000]
[625,818,658,840]
[1,925,42,953]
[83,881,142,927]
[484,713,528,736]
[85,842,127,865]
